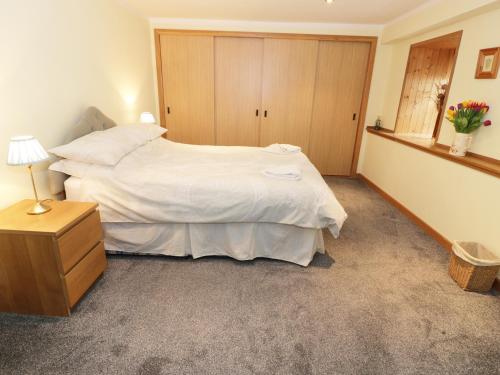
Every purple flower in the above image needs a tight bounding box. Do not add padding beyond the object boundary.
[484,120,492,126]
[449,106,455,111]
[457,103,463,109]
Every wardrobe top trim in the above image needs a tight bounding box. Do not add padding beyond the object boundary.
[154,29,378,43]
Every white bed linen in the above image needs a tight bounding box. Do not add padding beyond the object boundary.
[64,175,84,200]
[72,138,347,237]
[103,222,324,266]
[65,177,326,266]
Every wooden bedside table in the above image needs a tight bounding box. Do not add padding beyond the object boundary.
[0,200,107,316]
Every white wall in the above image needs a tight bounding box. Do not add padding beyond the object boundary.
[359,4,500,261]
[0,0,156,208]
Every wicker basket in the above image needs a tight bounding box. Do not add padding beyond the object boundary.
[448,243,500,292]
[449,254,499,292]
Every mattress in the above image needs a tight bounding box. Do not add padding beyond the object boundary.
[65,176,83,201]
[71,138,347,236]
[65,177,325,266]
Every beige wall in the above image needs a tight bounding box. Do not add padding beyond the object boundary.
[149,18,383,35]
[360,5,500,261]
[382,0,500,43]
[380,7,500,158]
[0,0,156,209]
[363,134,500,254]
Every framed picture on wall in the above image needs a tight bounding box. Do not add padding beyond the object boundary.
[475,47,499,79]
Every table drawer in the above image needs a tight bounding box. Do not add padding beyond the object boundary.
[57,210,102,274]
[64,241,107,308]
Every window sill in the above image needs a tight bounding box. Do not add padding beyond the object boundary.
[366,126,500,179]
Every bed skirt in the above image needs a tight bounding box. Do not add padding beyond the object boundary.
[102,222,325,266]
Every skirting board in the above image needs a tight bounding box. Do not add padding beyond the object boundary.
[357,173,500,293]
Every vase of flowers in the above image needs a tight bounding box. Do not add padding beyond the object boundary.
[446,100,492,156]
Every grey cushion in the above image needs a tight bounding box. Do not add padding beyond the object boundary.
[48,107,116,195]
[67,106,116,143]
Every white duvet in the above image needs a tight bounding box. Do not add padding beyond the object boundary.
[76,139,347,237]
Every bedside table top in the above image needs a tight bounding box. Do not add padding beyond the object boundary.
[0,200,98,236]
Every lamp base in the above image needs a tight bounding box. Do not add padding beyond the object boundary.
[27,201,52,215]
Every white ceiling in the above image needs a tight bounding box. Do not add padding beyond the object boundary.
[118,0,433,24]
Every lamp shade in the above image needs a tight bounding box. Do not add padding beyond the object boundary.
[7,136,49,166]
[139,112,156,124]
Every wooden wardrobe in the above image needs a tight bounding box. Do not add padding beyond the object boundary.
[155,30,376,176]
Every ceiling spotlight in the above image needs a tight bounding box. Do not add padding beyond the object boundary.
[325,0,334,4]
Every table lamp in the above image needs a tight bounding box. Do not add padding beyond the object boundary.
[7,136,51,215]
[139,112,156,124]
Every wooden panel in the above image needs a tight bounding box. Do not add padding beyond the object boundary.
[214,37,263,146]
[57,210,102,274]
[155,30,378,174]
[395,47,457,136]
[0,256,14,311]
[395,33,461,138]
[160,35,215,144]
[259,38,319,153]
[410,48,434,134]
[397,48,426,135]
[421,49,443,134]
[0,233,69,316]
[308,42,370,175]
[419,49,454,136]
[412,30,463,49]
[0,200,97,236]
[64,241,107,308]
[349,40,378,176]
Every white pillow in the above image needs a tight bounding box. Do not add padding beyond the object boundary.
[49,159,109,178]
[49,124,166,166]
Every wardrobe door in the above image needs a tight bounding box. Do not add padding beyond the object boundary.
[260,39,319,153]
[159,35,215,144]
[308,41,370,175]
[215,37,263,146]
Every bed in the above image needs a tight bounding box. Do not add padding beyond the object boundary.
[49,107,347,266]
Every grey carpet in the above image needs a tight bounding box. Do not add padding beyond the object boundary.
[1,177,499,375]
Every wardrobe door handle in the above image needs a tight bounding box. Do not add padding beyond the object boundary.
[264,110,268,118]
[256,109,259,117]
[352,113,356,121]
[167,106,171,114]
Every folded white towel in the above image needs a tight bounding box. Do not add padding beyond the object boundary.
[262,165,302,181]
[263,143,302,155]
